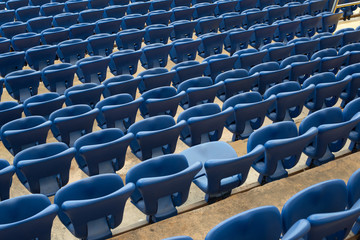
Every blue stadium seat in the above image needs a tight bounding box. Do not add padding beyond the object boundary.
[121,14,148,30]
[171,61,208,88]
[169,20,198,40]
[264,5,288,24]
[344,98,360,152]
[15,6,39,22]
[128,115,186,160]
[305,0,326,15]
[41,27,69,45]
[0,102,23,131]
[260,42,294,62]
[76,55,110,84]
[0,21,27,39]
[338,63,360,107]
[170,6,195,21]
[139,86,185,118]
[11,32,41,51]
[0,51,25,77]
[235,0,257,12]
[295,15,321,38]
[40,2,64,16]
[95,93,142,131]
[202,54,237,80]
[137,67,176,93]
[194,16,222,36]
[95,18,122,34]
[127,1,151,15]
[233,48,267,70]
[299,107,360,167]
[0,38,10,54]
[69,23,95,40]
[316,11,342,33]
[140,43,172,69]
[310,48,349,74]
[102,75,141,99]
[109,0,129,5]
[78,9,103,23]
[6,0,28,10]
[49,104,99,146]
[0,116,51,155]
[54,174,134,240]
[26,16,52,34]
[223,92,275,140]
[178,103,233,146]
[126,154,201,222]
[86,33,116,57]
[223,28,253,55]
[347,169,360,234]
[64,83,105,108]
[109,50,141,76]
[150,0,172,11]
[41,63,77,94]
[0,159,15,201]
[144,24,173,45]
[64,0,88,13]
[0,194,58,239]
[193,2,216,19]
[312,32,343,50]
[147,10,172,25]
[25,45,58,71]
[287,37,320,58]
[103,5,127,18]
[116,28,145,51]
[335,27,360,46]
[285,2,309,19]
[272,19,301,43]
[4,69,40,103]
[338,43,360,66]
[88,0,109,9]
[197,32,226,58]
[248,23,277,49]
[219,12,245,32]
[57,39,88,64]
[23,93,65,119]
[74,129,133,176]
[215,69,258,101]
[264,82,314,122]
[214,0,237,16]
[242,8,267,30]
[182,141,264,202]
[52,12,79,28]
[170,38,201,63]
[302,72,351,113]
[13,142,75,196]
[0,10,15,26]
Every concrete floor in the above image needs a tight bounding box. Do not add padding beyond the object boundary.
[2,12,360,240]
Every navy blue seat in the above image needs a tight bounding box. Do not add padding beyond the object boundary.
[197,32,226,58]
[299,107,360,167]
[137,67,176,93]
[181,141,263,202]
[11,32,40,51]
[26,17,52,34]
[0,116,51,155]
[41,63,77,94]
[0,10,15,26]
[110,0,129,5]
[86,33,116,57]
[280,54,320,84]
[104,5,127,18]
[223,28,253,55]
[25,45,58,71]
[41,27,69,45]
[214,0,237,16]
[95,18,122,34]
[78,9,103,23]
[193,2,216,19]
[128,115,186,160]
[242,8,267,30]
[317,11,342,33]
[302,72,351,113]
[139,86,185,118]
[52,13,79,28]
[69,23,95,40]
[147,10,172,25]
[177,103,233,146]
[4,69,40,103]
[13,142,75,196]
[287,37,320,58]
[177,77,223,109]
[64,0,88,13]
[295,15,321,38]
[219,12,245,32]
[248,23,277,49]
[49,104,99,146]
[169,20,197,40]
[348,169,360,235]
[206,205,310,240]
[223,92,275,140]
[235,0,257,12]
[264,5,288,24]
[202,54,237,80]
[344,98,360,152]
[54,174,134,240]
[170,38,201,64]
[15,6,39,22]
[272,19,301,43]
[126,154,201,222]
[310,48,349,74]
[144,24,173,45]
[335,28,360,46]
[95,93,142,131]
[249,61,291,95]
[171,61,208,88]
[172,0,192,7]
[0,52,25,77]
[40,2,64,16]
[127,1,151,15]
[0,37,10,53]
[0,102,24,130]
[102,75,141,99]
[233,48,267,70]
[57,39,87,64]
[150,0,172,11]
[121,14,147,30]
[6,0,28,10]
[74,129,133,176]
[0,194,58,239]
[140,43,172,69]
[338,63,360,107]
[109,50,141,76]
[215,69,258,101]
[286,0,307,17]
[305,0,326,15]
[116,28,145,51]
[0,159,15,201]
[248,121,317,184]
[64,83,105,108]
[312,32,343,50]
[170,6,195,21]
[0,21,27,39]
[194,16,221,36]
[23,93,65,119]
[338,43,360,66]
[88,0,109,9]
[260,42,294,62]
[76,56,110,84]
[264,82,314,122]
